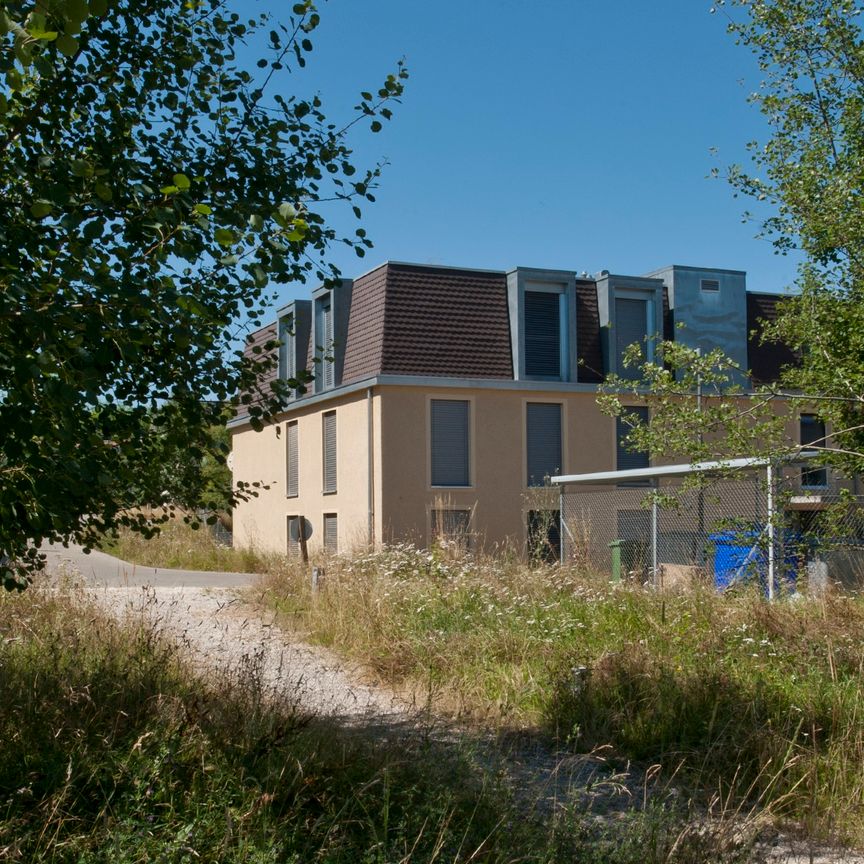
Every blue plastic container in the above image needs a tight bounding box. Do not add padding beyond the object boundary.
[710,530,798,594]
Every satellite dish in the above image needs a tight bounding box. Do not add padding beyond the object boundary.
[289,517,313,542]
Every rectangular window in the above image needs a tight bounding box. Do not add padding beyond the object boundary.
[524,290,561,377]
[279,316,296,383]
[526,402,562,487]
[322,410,337,493]
[527,510,561,563]
[801,414,827,488]
[431,509,471,549]
[430,399,470,487]
[615,297,648,381]
[286,421,298,498]
[700,278,720,292]
[616,406,649,477]
[287,515,300,556]
[322,298,334,390]
[323,513,338,552]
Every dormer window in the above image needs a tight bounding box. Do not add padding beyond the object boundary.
[276,299,311,400]
[506,268,576,382]
[614,295,652,381]
[315,293,334,392]
[596,274,663,383]
[524,289,564,377]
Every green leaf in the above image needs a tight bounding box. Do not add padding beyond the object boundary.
[193,203,212,216]
[248,213,264,230]
[88,0,108,15]
[172,173,191,190]
[56,33,78,56]
[94,182,112,202]
[160,185,179,195]
[70,159,92,178]
[29,201,53,218]
[28,28,59,41]
[64,0,90,24]
[214,228,235,247]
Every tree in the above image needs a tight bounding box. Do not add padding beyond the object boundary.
[0,0,407,588]
[603,0,864,475]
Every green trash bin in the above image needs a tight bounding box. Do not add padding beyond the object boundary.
[609,539,623,583]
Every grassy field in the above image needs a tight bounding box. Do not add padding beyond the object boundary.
[94,525,864,848]
[256,544,864,846]
[0,580,759,863]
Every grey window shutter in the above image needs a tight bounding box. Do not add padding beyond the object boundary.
[431,400,470,486]
[524,291,561,377]
[616,406,649,471]
[526,403,562,486]
[287,516,299,555]
[801,414,827,486]
[323,300,334,389]
[323,513,338,551]
[615,298,647,380]
[322,411,337,493]
[286,422,298,498]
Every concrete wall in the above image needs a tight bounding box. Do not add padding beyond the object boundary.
[377,385,621,551]
[232,388,379,554]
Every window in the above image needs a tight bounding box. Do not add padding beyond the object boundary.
[526,402,562,487]
[323,513,338,552]
[616,406,649,476]
[278,315,296,383]
[286,421,298,498]
[287,515,301,555]
[430,399,470,487]
[524,290,563,377]
[700,278,720,292]
[615,297,648,381]
[314,294,335,392]
[431,509,471,549]
[527,510,561,563]
[801,414,827,488]
[322,410,337,493]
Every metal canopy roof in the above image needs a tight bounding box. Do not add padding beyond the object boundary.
[551,450,820,487]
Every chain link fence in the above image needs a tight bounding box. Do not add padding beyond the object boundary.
[556,459,864,595]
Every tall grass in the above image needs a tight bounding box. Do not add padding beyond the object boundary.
[101,519,270,572]
[0,581,754,862]
[258,544,864,844]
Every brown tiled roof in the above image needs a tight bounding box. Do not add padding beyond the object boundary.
[747,292,797,383]
[236,322,278,415]
[378,264,513,378]
[575,281,603,382]
[342,264,388,384]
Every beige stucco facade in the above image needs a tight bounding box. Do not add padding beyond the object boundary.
[231,382,635,555]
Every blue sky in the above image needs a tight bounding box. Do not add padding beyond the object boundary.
[253,0,800,304]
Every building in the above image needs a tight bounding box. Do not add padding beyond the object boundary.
[229,260,800,557]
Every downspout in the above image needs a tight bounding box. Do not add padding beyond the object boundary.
[367,387,375,547]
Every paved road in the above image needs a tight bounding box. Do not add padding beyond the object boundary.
[40,541,257,588]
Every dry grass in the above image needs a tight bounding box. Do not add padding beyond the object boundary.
[257,544,864,846]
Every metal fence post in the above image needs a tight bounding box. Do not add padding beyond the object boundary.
[651,491,659,587]
[767,463,775,601]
